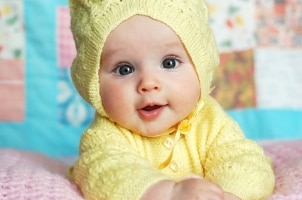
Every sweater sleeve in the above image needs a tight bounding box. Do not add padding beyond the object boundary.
[203,116,275,200]
[71,119,169,200]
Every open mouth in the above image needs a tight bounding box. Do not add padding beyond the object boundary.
[142,105,162,111]
[138,104,165,120]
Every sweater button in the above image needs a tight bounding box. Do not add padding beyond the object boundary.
[169,161,179,172]
[163,138,173,149]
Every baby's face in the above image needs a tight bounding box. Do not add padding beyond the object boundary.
[99,15,200,137]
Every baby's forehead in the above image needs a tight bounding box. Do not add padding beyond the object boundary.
[101,15,186,55]
[106,15,177,38]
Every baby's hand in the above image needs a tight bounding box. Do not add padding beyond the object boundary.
[141,175,224,200]
[224,192,241,200]
[171,175,224,200]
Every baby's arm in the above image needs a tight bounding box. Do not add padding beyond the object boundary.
[71,121,170,200]
[203,118,275,200]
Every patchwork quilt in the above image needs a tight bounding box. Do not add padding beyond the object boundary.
[0,0,301,165]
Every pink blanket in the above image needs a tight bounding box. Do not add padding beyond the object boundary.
[0,140,301,199]
[263,140,302,200]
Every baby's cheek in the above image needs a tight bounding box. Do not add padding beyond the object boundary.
[99,87,112,113]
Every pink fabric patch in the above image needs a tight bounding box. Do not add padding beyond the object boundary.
[0,60,24,121]
[57,7,76,68]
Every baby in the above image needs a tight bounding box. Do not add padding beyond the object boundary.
[69,0,275,199]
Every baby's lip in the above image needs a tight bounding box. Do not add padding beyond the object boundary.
[142,104,163,111]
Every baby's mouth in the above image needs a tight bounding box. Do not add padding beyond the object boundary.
[138,104,165,120]
[142,105,162,111]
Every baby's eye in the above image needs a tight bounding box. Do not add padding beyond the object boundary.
[115,64,134,76]
[162,58,179,69]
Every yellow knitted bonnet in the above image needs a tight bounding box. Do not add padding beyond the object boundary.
[69,0,219,117]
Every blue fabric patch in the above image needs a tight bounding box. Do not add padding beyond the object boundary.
[228,109,302,140]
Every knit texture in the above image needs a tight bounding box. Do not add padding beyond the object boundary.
[263,140,302,200]
[70,97,275,200]
[69,0,219,117]
[0,149,82,200]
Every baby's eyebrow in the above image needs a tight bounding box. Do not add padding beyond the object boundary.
[163,41,182,48]
[162,41,188,57]
[102,47,126,59]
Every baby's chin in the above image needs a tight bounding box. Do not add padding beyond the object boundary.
[130,125,177,138]
[137,131,164,138]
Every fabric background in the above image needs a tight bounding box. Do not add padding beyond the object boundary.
[0,0,301,157]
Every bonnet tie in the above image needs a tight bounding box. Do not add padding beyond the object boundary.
[158,100,204,170]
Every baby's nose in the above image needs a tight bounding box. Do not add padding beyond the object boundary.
[137,75,161,93]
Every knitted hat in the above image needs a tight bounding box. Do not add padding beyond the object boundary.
[69,0,219,117]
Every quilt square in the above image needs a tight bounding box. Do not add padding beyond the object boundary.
[255,48,302,109]
[212,49,256,109]
[206,0,256,52]
[0,0,24,59]
[57,6,76,68]
[256,0,302,48]
[0,60,24,121]
[58,68,94,126]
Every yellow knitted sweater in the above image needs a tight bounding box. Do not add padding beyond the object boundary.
[71,97,275,200]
